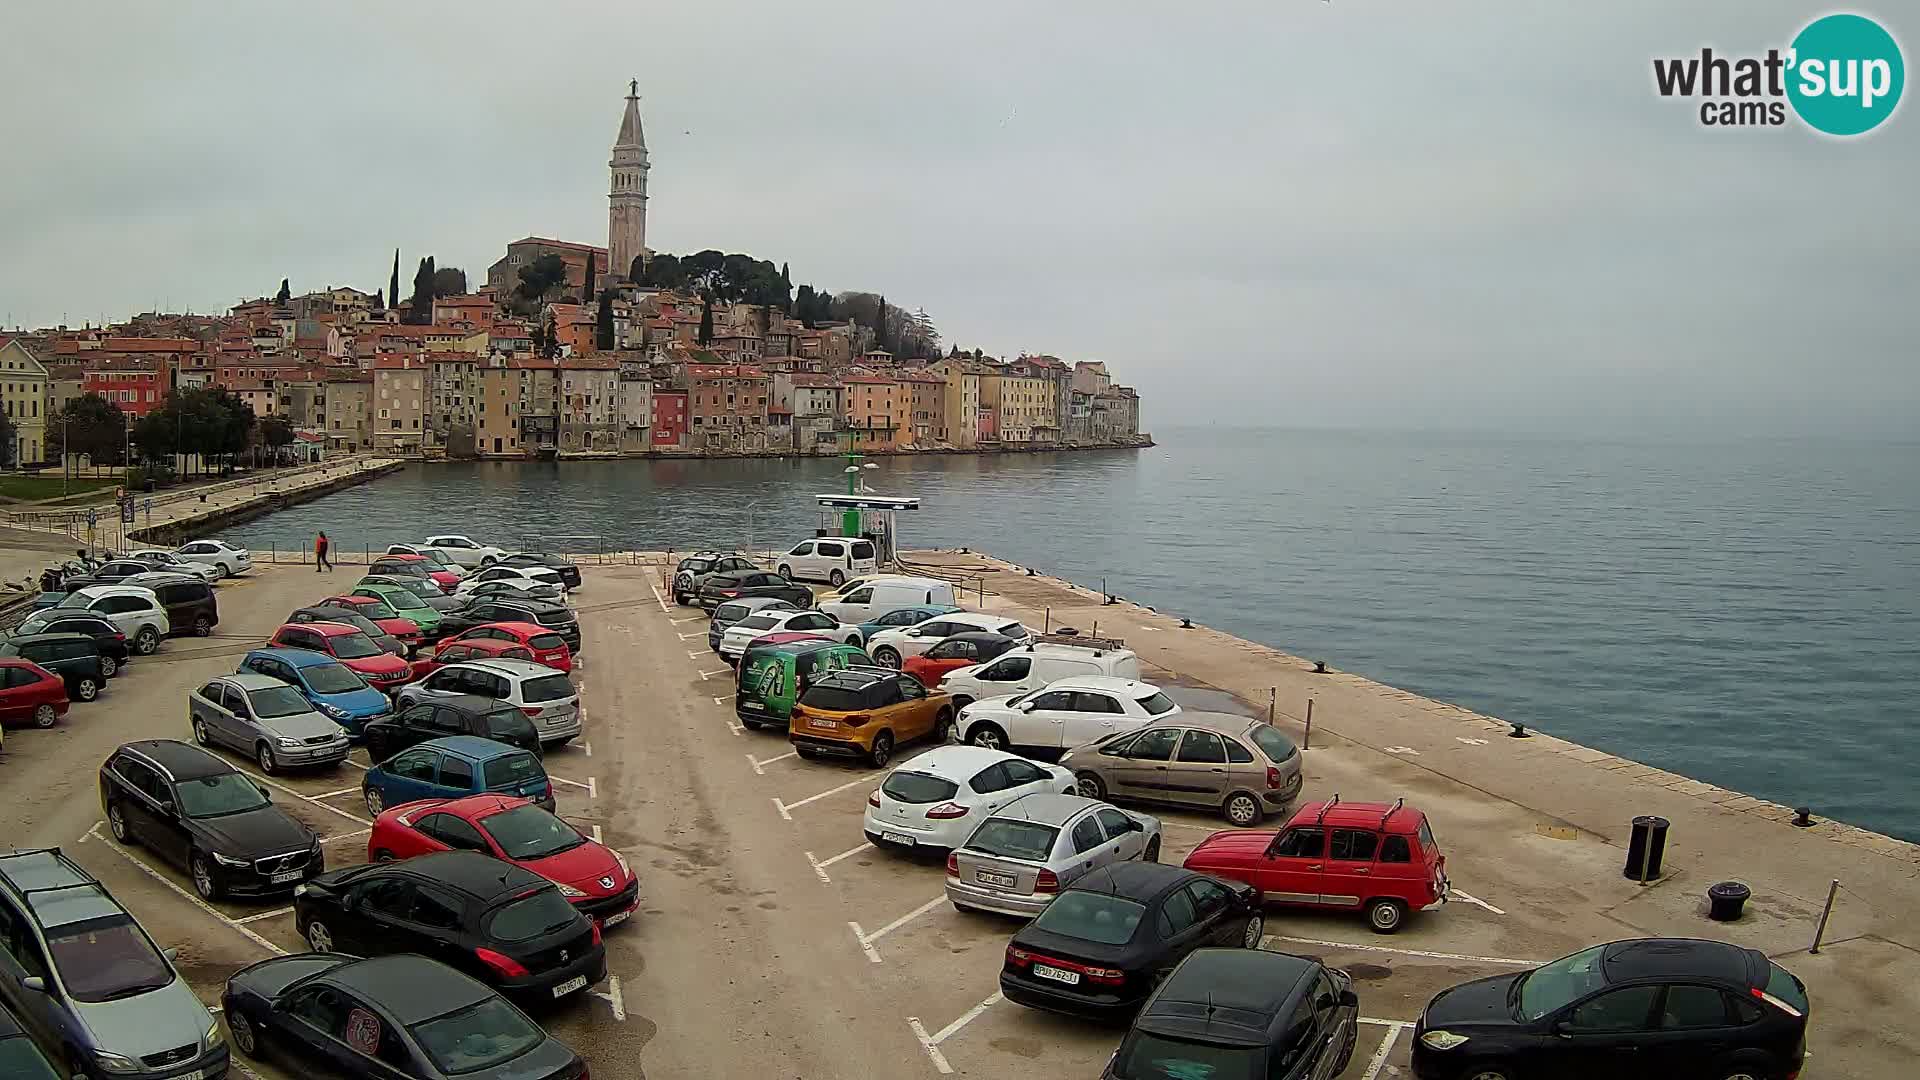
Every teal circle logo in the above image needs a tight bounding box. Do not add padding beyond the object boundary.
[1787,14,1905,135]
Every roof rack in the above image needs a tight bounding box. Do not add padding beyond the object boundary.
[1032,631,1126,654]
[1377,798,1405,830]
[1313,794,1341,825]
[840,664,900,678]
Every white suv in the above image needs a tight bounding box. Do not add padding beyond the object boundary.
[454,564,568,597]
[422,534,506,569]
[776,537,879,586]
[173,538,252,577]
[865,612,1032,668]
[54,585,172,654]
[955,676,1181,757]
[394,657,581,747]
[938,641,1142,709]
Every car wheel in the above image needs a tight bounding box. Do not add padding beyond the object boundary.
[1242,913,1265,948]
[229,1009,260,1058]
[547,736,573,749]
[257,743,279,775]
[364,788,384,816]
[136,627,160,655]
[1143,836,1161,862]
[216,562,231,578]
[75,677,100,702]
[193,719,212,746]
[873,646,901,668]
[100,655,118,678]
[940,714,959,743]
[1710,1054,1776,1080]
[191,851,221,901]
[1223,791,1263,827]
[868,731,895,768]
[829,570,845,587]
[373,849,395,862]
[778,564,792,579]
[1367,898,1407,934]
[1461,1067,1515,1080]
[31,704,57,728]
[305,919,335,952]
[108,801,132,844]
[192,616,212,637]
[1076,771,1107,799]
[966,722,1008,751]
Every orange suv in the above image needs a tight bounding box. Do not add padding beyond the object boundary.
[789,668,954,767]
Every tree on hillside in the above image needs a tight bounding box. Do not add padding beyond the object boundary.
[49,393,128,467]
[389,249,401,312]
[275,279,291,304]
[794,285,816,328]
[431,266,467,297]
[515,255,568,309]
[540,310,561,360]
[596,293,616,350]
[260,416,296,462]
[582,254,597,303]
[409,256,438,322]
[698,293,713,345]
[374,288,384,309]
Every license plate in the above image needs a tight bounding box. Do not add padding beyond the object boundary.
[270,871,303,884]
[176,1072,204,1080]
[881,830,915,846]
[741,702,766,712]
[546,714,572,726]
[602,910,630,928]
[976,869,1016,888]
[1033,964,1080,985]
[810,718,839,731]
[552,975,588,997]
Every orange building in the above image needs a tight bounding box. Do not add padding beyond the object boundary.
[843,374,906,451]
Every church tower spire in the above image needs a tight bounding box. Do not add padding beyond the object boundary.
[609,80,650,283]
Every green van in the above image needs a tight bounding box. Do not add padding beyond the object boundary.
[736,637,869,730]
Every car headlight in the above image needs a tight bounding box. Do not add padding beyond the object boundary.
[210,851,251,868]
[319,703,348,719]
[276,737,301,749]
[557,882,585,897]
[92,1050,142,1074]
[611,849,630,876]
[206,1018,224,1048]
[1419,1030,1469,1051]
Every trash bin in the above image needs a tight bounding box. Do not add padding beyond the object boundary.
[1708,881,1751,921]
[1623,815,1670,880]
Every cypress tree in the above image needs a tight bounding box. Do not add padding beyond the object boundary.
[698,294,713,344]
[275,278,290,304]
[583,254,597,302]
[389,250,400,312]
[596,293,616,350]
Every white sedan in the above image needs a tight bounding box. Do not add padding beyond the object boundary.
[454,564,568,597]
[863,745,1077,851]
[956,676,1182,757]
[718,609,861,660]
[423,534,507,568]
[865,612,1032,668]
[173,539,252,578]
[126,549,220,581]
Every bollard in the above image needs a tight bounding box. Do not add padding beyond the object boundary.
[1267,687,1275,726]
[1809,879,1839,953]
[1303,698,1314,750]
[1625,815,1670,883]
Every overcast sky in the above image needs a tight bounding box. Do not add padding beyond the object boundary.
[2,2,1913,436]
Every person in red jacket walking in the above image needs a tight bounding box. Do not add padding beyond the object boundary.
[315,531,332,572]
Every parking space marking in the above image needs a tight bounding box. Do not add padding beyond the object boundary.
[687,650,705,660]
[238,767,372,826]
[804,842,871,884]
[679,632,704,641]
[590,825,603,845]
[341,758,367,770]
[91,825,285,956]
[1157,819,1223,833]
[747,750,798,775]
[321,829,369,844]
[580,740,592,757]
[712,696,727,706]
[311,786,359,799]
[589,975,626,1022]
[773,775,871,820]
[1360,1020,1410,1080]
[726,721,745,737]
[1450,888,1506,915]
[1264,934,1537,967]
[551,774,597,797]
[648,582,670,613]
[848,894,945,963]
[234,906,294,925]
[908,991,1002,1074]
[698,667,731,680]
[671,615,705,625]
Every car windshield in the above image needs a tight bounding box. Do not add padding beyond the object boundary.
[1518,945,1608,1020]
[485,709,538,742]
[528,633,567,652]
[249,686,315,719]
[420,551,453,568]
[1113,1032,1258,1080]
[801,685,866,711]
[1136,692,1177,716]
[966,820,1058,862]
[45,915,175,1004]
[328,632,381,660]
[352,597,398,619]
[715,603,749,621]
[1249,725,1298,763]
[484,888,580,942]
[521,674,574,703]
[174,773,270,817]
[483,753,546,791]
[409,997,544,1075]
[303,663,368,694]
[480,804,585,860]
[1030,891,1146,946]
[386,590,433,611]
[880,771,958,805]
[683,558,715,573]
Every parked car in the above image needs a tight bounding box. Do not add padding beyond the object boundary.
[0,633,107,702]
[455,564,567,598]
[189,672,352,774]
[53,585,170,654]
[126,547,221,581]
[718,608,861,661]
[174,538,252,577]
[866,612,1033,668]
[939,640,1143,710]
[436,597,580,653]
[0,659,68,729]
[1001,862,1262,1020]
[237,648,393,734]
[1184,799,1449,934]
[735,637,866,730]
[439,620,573,671]
[863,746,1077,853]
[852,603,967,646]
[358,574,463,612]
[1108,949,1360,1080]
[268,621,414,693]
[411,638,543,681]
[695,569,812,609]
[59,558,155,591]
[10,611,129,676]
[368,556,457,595]
[903,632,1020,689]
[316,593,424,651]
[0,848,230,1080]
[362,736,555,815]
[28,591,67,611]
[222,953,587,1079]
[0,1000,61,1080]
[422,534,508,568]
[1410,939,1811,1080]
[350,582,445,635]
[99,739,324,900]
[708,596,800,651]
[496,552,581,590]
[1063,712,1305,827]
[384,543,469,578]
[396,659,580,748]
[367,794,638,927]
[789,667,955,767]
[119,572,219,637]
[289,604,406,657]
[672,552,758,603]
[776,536,879,585]
[958,676,1182,757]
[816,576,963,624]
[946,793,1161,917]
[364,695,543,761]
[460,579,568,605]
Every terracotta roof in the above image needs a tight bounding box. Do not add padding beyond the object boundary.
[372,357,421,370]
[508,237,609,257]
[790,375,841,388]
[843,375,898,385]
[687,364,768,380]
[560,356,619,370]
[103,337,197,352]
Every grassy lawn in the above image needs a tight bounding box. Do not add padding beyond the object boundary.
[0,474,123,501]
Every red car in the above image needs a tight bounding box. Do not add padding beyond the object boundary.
[268,621,415,692]
[1182,798,1449,934]
[369,794,639,927]
[900,631,1022,688]
[411,637,541,680]
[383,552,460,594]
[0,659,70,729]
[445,620,573,672]
[318,593,423,651]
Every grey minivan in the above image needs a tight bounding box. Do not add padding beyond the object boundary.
[188,672,351,774]
[1060,712,1305,827]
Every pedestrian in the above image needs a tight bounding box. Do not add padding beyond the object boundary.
[316,530,332,572]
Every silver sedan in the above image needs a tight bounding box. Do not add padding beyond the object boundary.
[946,792,1161,918]
[189,672,351,774]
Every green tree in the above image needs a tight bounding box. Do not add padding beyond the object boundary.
[596,293,616,350]
[50,393,128,467]
[0,408,16,467]
[698,294,713,344]
[410,256,437,322]
[275,278,290,304]
[389,249,401,312]
[515,255,568,304]
[260,415,296,462]
[374,287,384,309]
[430,265,467,297]
[794,285,816,328]
[583,254,597,303]
[540,310,561,360]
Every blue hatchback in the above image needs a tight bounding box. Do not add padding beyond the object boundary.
[855,604,964,646]
[361,735,556,817]
[236,648,392,735]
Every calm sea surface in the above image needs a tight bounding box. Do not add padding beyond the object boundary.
[224,428,1920,840]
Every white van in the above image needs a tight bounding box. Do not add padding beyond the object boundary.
[938,641,1141,709]
[777,537,880,586]
[816,576,959,623]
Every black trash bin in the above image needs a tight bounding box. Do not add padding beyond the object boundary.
[1623,815,1670,880]
[1708,881,1751,921]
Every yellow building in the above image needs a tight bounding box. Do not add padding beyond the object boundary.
[372,357,426,452]
[476,364,525,457]
[980,370,1050,444]
[0,339,51,465]
[843,375,907,451]
[929,358,982,448]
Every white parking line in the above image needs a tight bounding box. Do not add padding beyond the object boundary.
[679,632,704,641]
[772,775,870,820]
[805,842,871,883]
[648,582,669,613]
[580,740,592,758]
[1361,1021,1407,1080]
[589,975,626,1022]
[234,906,294,925]
[311,787,359,799]
[726,721,745,737]
[1451,888,1507,915]
[551,774,597,798]
[321,828,369,844]
[908,992,1002,1074]
[698,668,731,680]
[1264,934,1538,967]
[92,827,285,956]
[341,758,368,770]
[687,650,704,660]
[670,615,705,625]
[712,696,727,706]
[238,768,371,826]
[590,825,603,845]
[848,894,945,962]
[747,750,798,775]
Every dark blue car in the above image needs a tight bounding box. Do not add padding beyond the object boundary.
[236,648,391,735]
[361,735,555,817]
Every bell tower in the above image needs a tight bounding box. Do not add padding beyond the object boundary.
[609,80,650,283]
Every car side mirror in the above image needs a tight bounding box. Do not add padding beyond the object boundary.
[155,798,176,816]
[1552,1019,1573,1038]
[1129,819,1144,832]
[1018,700,1036,712]
[253,781,271,799]
[21,976,47,994]
[1338,989,1359,1008]
[163,947,179,961]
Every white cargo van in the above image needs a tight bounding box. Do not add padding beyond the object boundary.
[777,537,879,585]
[816,576,959,623]
[937,640,1141,709]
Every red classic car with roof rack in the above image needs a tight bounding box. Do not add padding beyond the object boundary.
[1181,796,1448,933]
